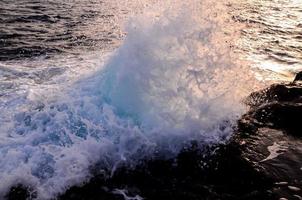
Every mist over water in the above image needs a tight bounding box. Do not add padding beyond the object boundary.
[0,0,266,199]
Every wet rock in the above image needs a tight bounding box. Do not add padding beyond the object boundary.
[5,184,36,200]
[58,142,275,200]
[236,71,302,199]
[246,83,302,108]
[240,102,302,136]
[240,73,302,137]
[294,71,302,82]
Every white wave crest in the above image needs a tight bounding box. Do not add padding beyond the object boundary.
[0,0,258,199]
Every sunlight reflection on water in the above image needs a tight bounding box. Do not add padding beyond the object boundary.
[234,0,302,81]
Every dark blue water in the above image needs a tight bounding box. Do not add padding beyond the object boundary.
[0,0,126,61]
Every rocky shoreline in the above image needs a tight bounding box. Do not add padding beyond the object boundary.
[6,73,302,200]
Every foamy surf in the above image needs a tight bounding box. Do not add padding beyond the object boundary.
[0,0,259,199]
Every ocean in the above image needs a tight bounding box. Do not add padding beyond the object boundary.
[0,0,301,199]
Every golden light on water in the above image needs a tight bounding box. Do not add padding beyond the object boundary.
[236,0,302,82]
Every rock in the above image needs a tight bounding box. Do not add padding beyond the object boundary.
[236,76,302,200]
[246,83,302,108]
[5,184,36,200]
[294,71,302,82]
[241,102,302,136]
[240,79,302,137]
[58,142,275,200]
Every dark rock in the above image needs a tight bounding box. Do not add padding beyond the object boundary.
[58,142,274,200]
[246,83,302,108]
[240,102,302,136]
[240,79,302,137]
[237,76,302,199]
[5,184,36,200]
[294,71,302,82]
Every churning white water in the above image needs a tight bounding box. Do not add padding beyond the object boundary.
[0,0,259,198]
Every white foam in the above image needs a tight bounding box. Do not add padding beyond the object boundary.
[260,142,287,163]
[0,0,259,199]
[113,189,144,200]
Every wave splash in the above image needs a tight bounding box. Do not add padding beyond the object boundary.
[0,0,257,199]
[101,2,249,136]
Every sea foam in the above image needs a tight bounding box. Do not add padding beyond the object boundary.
[0,0,258,199]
